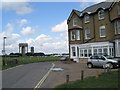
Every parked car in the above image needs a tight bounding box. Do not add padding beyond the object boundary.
[60,56,69,61]
[87,55,119,69]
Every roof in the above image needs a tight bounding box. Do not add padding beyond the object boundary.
[81,1,114,16]
[67,9,81,23]
[68,0,115,23]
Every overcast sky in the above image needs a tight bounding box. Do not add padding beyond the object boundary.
[0,0,106,55]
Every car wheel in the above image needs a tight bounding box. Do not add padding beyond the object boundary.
[108,63,114,69]
[87,63,93,68]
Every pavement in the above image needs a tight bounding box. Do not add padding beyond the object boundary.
[2,61,117,89]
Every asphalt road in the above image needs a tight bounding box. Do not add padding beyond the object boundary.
[2,62,54,88]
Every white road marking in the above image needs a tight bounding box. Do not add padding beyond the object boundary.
[33,63,55,90]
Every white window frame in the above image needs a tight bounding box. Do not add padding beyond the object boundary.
[73,18,77,26]
[98,10,104,20]
[85,29,90,39]
[117,20,120,34]
[99,25,106,37]
[84,14,90,23]
[76,30,80,40]
[71,30,75,41]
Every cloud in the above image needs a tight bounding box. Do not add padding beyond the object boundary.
[21,26,35,35]
[17,19,29,26]
[52,20,68,33]
[16,34,68,54]
[80,2,90,9]
[0,24,20,54]
[2,2,33,15]
[6,23,14,33]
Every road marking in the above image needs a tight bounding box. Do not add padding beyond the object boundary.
[3,65,23,71]
[33,63,55,90]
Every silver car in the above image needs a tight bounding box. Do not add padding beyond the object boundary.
[87,55,119,69]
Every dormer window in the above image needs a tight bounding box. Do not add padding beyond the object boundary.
[73,18,77,26]
[84,14,90,23]
[98,10,104,20]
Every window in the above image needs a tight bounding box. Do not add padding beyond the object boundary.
[80,49,83,57]
[98,49,102,55]
[94,49,97,55]
[90,56,99,59]
[71,31,75,40]
[109,47,114,56]
[76,30,80,40]
[117,20,120,34]
[98,10,104,20]
[99,25,106,37]
[118,4,120,15]
[72,47,76,56]
[88,49,92,57]
[103,48,108,55]
[73,18,77,26]
[85,29,90,39]
[84,49,87,57]
[84,14,90,23]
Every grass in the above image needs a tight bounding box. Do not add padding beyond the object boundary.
[55,70,119,88]
[2,56,61,70]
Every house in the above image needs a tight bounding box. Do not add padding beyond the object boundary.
[67,0,120,62]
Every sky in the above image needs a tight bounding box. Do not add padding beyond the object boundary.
[0,0,106,55]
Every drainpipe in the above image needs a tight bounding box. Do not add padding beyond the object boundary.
[93,14,96,42]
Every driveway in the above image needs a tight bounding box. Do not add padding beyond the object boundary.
[41,61,105,88]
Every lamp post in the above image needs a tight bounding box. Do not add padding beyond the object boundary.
[2,37,7,66]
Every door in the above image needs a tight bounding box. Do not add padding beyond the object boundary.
[97,56,106,67]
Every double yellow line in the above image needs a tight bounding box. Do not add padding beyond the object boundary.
[33,63,55,90]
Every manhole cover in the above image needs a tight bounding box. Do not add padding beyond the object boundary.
[50,68,64,71]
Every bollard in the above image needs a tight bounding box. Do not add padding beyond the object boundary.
[81,70,84,80]
[96,70,99,78]
[66,75,69,83]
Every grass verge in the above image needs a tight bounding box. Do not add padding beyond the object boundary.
[55,70,119,88]
[2,57,60,70]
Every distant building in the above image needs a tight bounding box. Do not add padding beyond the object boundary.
[19,43,28,56]
[31,47,34,54]
[67,0,120,62]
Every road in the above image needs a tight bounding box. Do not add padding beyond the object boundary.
[3,61,116,89]
[2,62,54,88]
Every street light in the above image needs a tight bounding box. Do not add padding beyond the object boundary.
[2,37,7,55]
[2,37,7,66]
